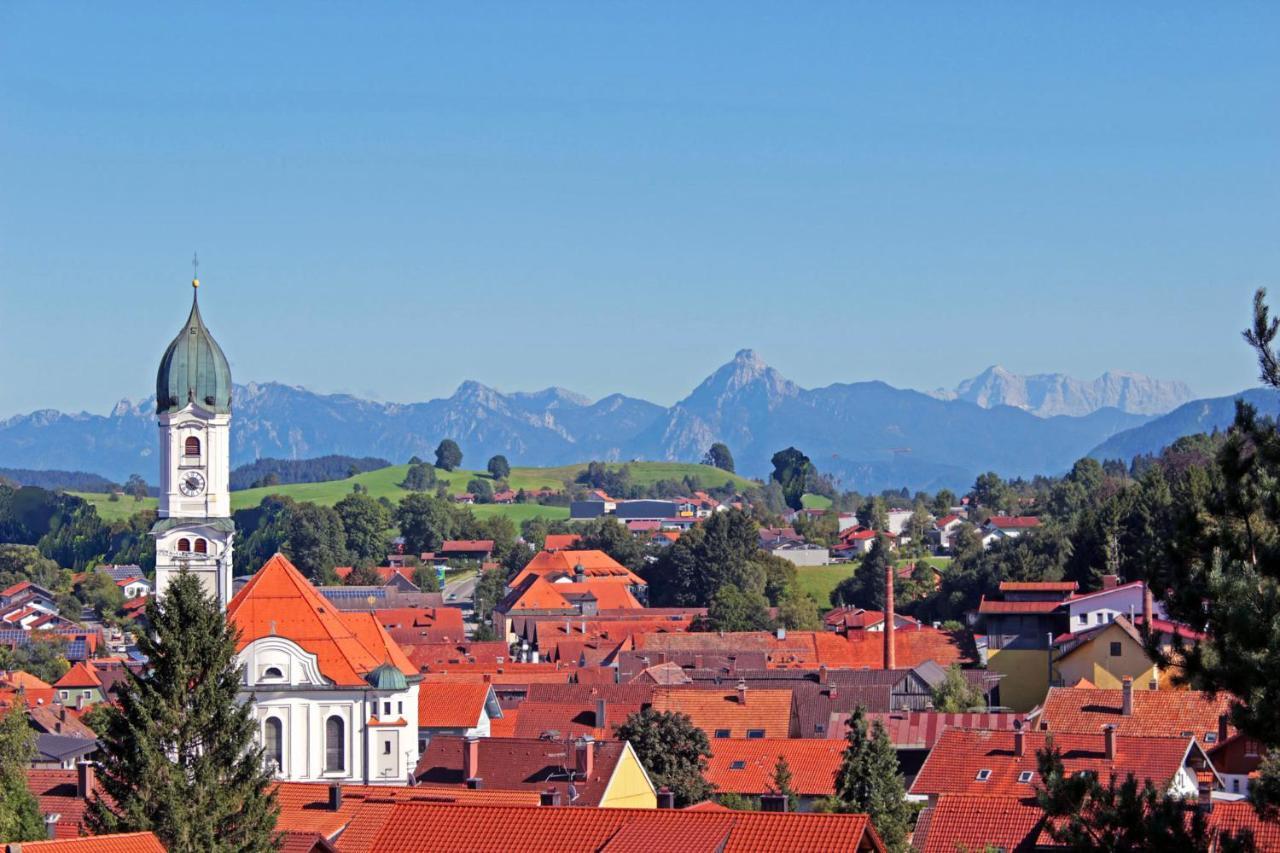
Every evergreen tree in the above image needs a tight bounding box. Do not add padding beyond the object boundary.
[833,707,913,852]
[705,583,773,632]
[0,702,45,843]
[769,754,799,812]
[280,502,347,579]
[831,536,892,610]
[400,462,437,492]
[614,708,713,806]
[88,570,279,852]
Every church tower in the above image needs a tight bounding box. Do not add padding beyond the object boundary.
[151,272,235,609]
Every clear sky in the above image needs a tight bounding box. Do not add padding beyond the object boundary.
[1,4,1276,417]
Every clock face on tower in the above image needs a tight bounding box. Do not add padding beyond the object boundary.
[179,471,207,497]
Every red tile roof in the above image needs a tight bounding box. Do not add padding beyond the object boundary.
[440,540,494,553]
[1207,800,1280,849]
[913,794,1046,853]
[842,628,968,669]
[414,736,633,807]
[227,554,415,687]
[0,580,33,598]
[543,534,583,551]
[511,683,655,740]
[334,566,418,585]
[417,682,494,729]
[54,661,102,689]
[1037,686,1237,748]
[336,802,882,853]
[511,550,646,588]
[911,728,1201,798]
[978,597,1065,615]
[650,686,794,738]
[703,738,845,796]
[998,581,1078,592]
[987,516,1042,530]
[12,833,166,853]
[2,670,53,691]
[858,711,1023,749]
[25,769,91,839]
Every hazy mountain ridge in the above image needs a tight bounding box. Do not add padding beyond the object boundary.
[1088,387,1279,462]
[933,365,1195,417]
[0,351,1180,492]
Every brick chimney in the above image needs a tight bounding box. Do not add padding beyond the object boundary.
[1122,677,1133,716]
[575,736,595,778]
[463,734,480,784]
[1198,781,1214,813]
[595,698,607,732]
[1143,584,1154,637]
[818,664,828,685]
[328,783,343,811]
[1014,721,1026,758]
[736,680,748,706]
[884,561,896,671]
[76,761,95,800]
[540,788,561,806]
[1104,724,1117,760]
[1101,574,1119,590]
[1219,714,1230,746]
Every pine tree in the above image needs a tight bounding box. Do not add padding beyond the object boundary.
[0,702,45,843]
[769,754,798,812]
[87,569,278,852]
[833,707,913,853]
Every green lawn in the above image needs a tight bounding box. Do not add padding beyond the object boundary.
[795,563,853,608]
[70,459,744,525]
[800,493,833,510]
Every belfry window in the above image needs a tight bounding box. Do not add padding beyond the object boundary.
[184,436,201,457]
[194,538,208,554]
[177,538,191,553]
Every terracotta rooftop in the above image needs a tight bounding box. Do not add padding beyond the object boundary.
[850,711,1023,749]
[911,728,1206,798]
[987,516,1042,530]
[703,738,845,796]
[414,736,632,807]
[511,550,646,588]
[913,794,1046,853]
[334,802,882,853]
[227,554,416,687]
[998,581,1077,592]
[54,661,102,690]
[842,628,967,669]
[650,686,794,738]
[978,597,1065,615]
[417,682,496,729]
[543,534,583,551]
[1037,686,1238,748]
[8,833,166,853]
[25,769,92,839]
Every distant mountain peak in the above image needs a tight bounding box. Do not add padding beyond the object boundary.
[935,366,1194,418]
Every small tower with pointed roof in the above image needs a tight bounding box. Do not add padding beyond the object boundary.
[151,269,235,609]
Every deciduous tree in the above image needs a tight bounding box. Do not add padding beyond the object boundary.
[486,455,510,480]
[614,708,713,806]
[0,703,44,842]
[434,439,463,472]
[702,442,735,474]
[770,447,812,511]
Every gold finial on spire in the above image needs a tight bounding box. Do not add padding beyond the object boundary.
[192,252,200,289]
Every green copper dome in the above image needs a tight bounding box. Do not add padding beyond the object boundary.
[156,287,232,415]
[367,663,408,691]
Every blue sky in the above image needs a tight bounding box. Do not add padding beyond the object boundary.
[1,4,1276,417]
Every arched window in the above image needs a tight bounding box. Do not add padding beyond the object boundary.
[325,716,345,772]
[194,538,208,554]
[177,538,191,553]
[184,436,201,457]
[263,717,283,772]
[262,666,284,681]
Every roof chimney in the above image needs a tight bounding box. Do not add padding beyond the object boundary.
[328,783,343,812]
[736,680,748,706]
[463,734,480,782]
[656,788,676,809]
[540,788,562,807]
[596,698,607,732]
[466,777,483,789]
[1102,574,1119,590]
[1104,724,1117,760]
[1219,714,1230,746]
[575,736,595,779]
[1198,781,1214,813]
[76,761,95,801]
[1122,677,1133,716]
[1014,727,1026,758]
[884,560,896,671]
[818,664,828,685]
[44,812,60,839]
[1143,584,1154,638]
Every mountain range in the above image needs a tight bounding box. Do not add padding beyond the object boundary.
[931,365,1195,418]
[0,351,1251,493]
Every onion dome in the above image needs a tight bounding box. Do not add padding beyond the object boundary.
[155,277,232,415]
[367,662,408,691]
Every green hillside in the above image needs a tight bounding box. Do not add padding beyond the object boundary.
[73,460,754,524]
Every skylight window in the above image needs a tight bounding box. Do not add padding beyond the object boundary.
[730,760,747,770]
[746,729,766,739]
[1018,771,1035,783]
[975,769,992,781]
[714,729,731,739]
[1205,732,1218,743]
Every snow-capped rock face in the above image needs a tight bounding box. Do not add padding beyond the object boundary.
[935,366,1194,418]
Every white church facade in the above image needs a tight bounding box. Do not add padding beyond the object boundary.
[152,275,420,785]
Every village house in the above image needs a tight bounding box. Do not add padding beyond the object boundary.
[703,738,845,810]
[1034,679,1236,751]
[416,682,503,753]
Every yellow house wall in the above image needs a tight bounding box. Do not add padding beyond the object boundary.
[989,648,1050,712]
[599,746,658,809]
[1053,624,1158,690]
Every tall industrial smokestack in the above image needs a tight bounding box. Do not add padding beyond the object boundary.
[884,559,896,671]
